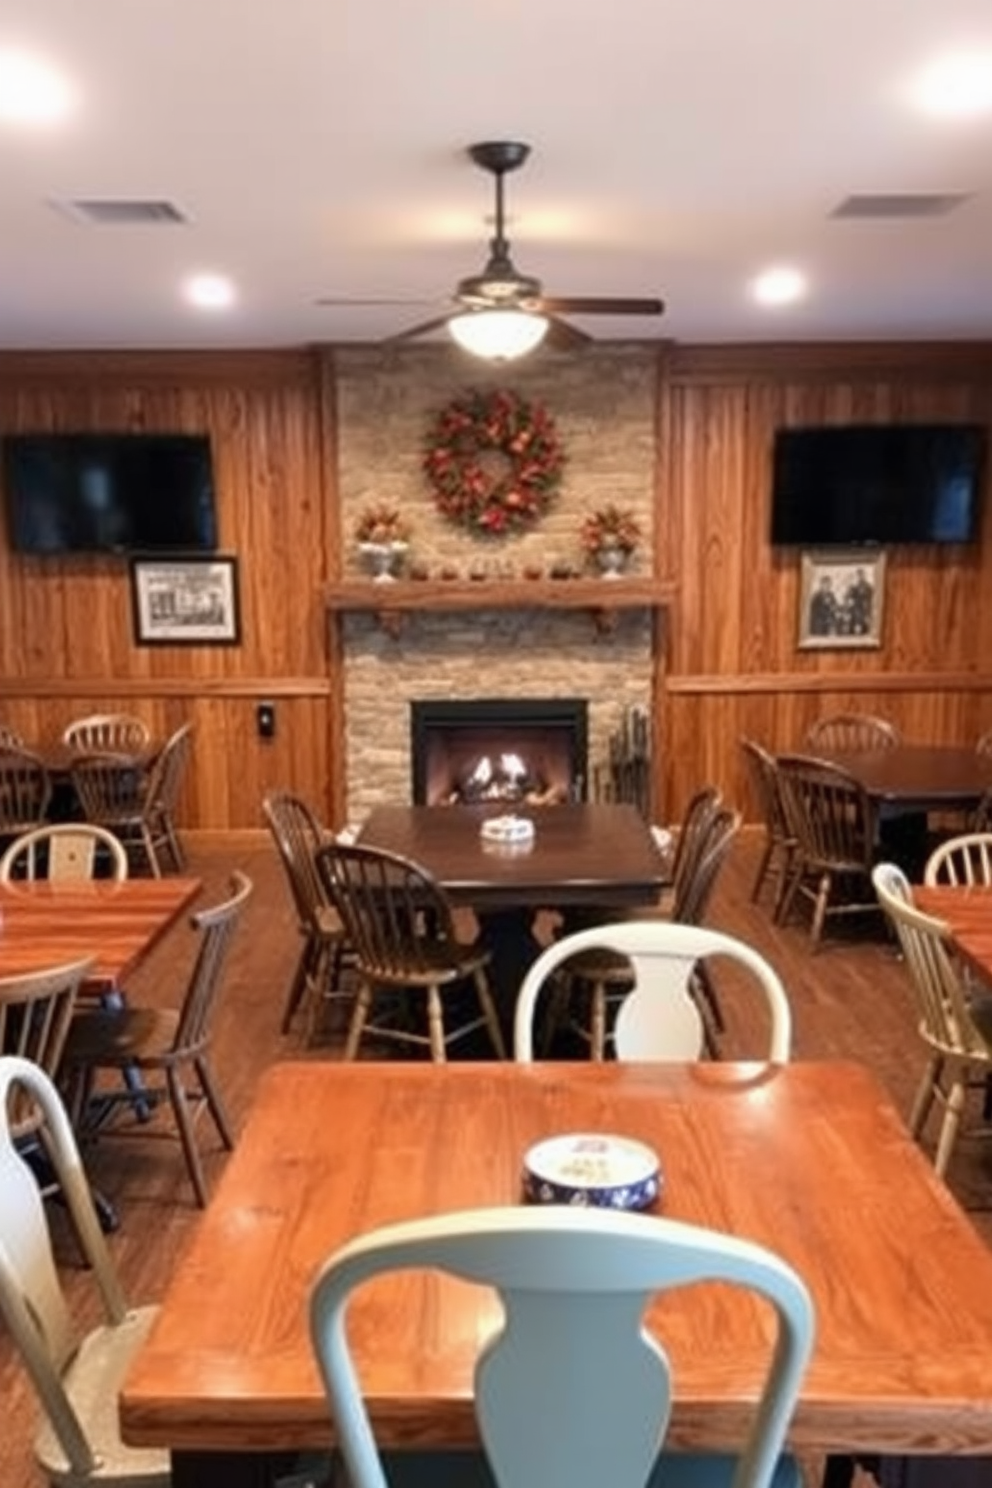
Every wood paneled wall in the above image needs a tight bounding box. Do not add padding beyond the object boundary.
[656,343,992,818]
[0,351,338,828]
[3,342,992,830]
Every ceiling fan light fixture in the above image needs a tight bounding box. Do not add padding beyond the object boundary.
[448,308,548,360]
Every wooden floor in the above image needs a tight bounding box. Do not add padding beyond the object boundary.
[3,831,992,1485]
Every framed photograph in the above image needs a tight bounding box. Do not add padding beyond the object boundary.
[130,555,241,646]
[797,550,886,650]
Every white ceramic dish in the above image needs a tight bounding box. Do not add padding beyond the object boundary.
[480,814,536,845]
[522,1132,662,1211]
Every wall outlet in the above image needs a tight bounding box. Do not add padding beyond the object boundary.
[257,701,276,740]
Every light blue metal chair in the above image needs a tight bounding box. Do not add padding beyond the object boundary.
[310,1206,814,1488]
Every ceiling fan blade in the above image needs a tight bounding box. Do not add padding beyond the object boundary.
[383,313,454,344]
[539,296,665,317]
[543,315,593,352]
[314,297,439,307]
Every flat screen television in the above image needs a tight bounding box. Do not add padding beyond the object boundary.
[1,432,218,554]
[770,423,986,546]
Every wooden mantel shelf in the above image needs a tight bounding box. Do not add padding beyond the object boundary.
[324,577,676,636]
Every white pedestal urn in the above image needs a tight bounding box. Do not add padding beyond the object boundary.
[359,541,408,582]
[595,542,630,579]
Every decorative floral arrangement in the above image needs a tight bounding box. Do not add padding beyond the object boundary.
[580,504,641,556]
[354,502,410,546]
[422,387,565,535]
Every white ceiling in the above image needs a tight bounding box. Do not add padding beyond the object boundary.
[3,0,992,349]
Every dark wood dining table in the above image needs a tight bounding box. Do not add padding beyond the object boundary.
[817,745,992,812]
[120,1060,992,1488]
[358,803,668,1027]
[0,876,202,989]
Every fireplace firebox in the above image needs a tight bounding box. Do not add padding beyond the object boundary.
[411,699,588,807]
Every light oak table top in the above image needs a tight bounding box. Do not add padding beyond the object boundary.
[121,1060,992,1461]
[0,877,202,986]
[916,882,992,984]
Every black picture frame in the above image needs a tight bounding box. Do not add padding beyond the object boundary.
[130,554,241,646]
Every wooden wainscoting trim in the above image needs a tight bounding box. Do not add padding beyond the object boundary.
[667,671,992,696]
[1,677,332,699]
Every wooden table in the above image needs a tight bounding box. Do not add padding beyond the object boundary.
[358,804,668,1029]
[0,877,202,987]
[121,1060,992,1485]
[818,745,992,811]
[916,883,992,984]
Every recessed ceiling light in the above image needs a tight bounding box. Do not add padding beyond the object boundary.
[0,48,74,125]
[183,273,236,311]
[916,52,992,118]
[751,267,807,307]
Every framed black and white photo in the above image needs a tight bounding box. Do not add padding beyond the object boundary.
[130,555,241,646]
[797,550,886,650]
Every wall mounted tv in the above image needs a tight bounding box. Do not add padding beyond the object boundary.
[770,423,987,546]
[1,433,218,554]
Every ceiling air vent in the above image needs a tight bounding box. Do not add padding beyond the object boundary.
[831,192,971,219]
[53,198,189,225]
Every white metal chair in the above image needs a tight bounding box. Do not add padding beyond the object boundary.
[514,921,792,1064]
[309,1206,814,1488]
[0,823,128,883]
[0,1055,169,1487]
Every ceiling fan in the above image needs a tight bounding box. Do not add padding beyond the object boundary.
[318,141,665,357]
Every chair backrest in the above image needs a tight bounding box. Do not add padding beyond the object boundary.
[514,921,792,1063]
[740,738,792,841]
[0,1056,129,1478]
[805,713,899,753]
[315,840,457,981]
[776,754,874,869]
[0,959,94,1139]
[147,721,193,815]
[672,805,741,925]
[70,752,146,821]
[62,713,150,754]
[262,790,332,933]
[0,748,52,833]
[924,833,992,887]
[669,785,722,905]
[171,872,253,1055]
[0,724,25,750]
[872,863,989,1061]
[0,824,128,883]
[310,1206,814,1488]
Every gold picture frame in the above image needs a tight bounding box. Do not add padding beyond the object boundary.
[797,550,886,650]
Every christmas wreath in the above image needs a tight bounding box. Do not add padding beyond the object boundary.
[422,388,565,535]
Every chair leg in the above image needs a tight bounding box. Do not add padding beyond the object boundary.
[196,1055,235,1150]
[589,981,607,1061]
[776,859,804,925]
[343,983,373,1061]
[473,970,507,1058]
[693,961,725,1034]
[934,1077,967,1179]
[809,872,832,950]
[426,985,446,1063]
[772,845,797,920]
[751,837,774,902]
[163,813,186,871]
[909,1057,941,1139]
[280,937,312,1033]
[141,823,164,878]
[166,1066,209,1208]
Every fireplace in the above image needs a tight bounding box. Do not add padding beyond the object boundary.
[411,699,588,807]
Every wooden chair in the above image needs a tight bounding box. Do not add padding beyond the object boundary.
[553,806,741,1059]
[262,790,353,1037]
[740,740,797,915]
[0,748,52,838]
[872,863,992,1178]
[62,713,151,754]
[314,840,506,1062]
[0,960,94,1143]
[515,921,791,1065]
[0,823,128,883]
[977,730,992,758]
[924,833,992,888]
[805,714,899,753]
[670,785,723,909]
[0,1056,168,1488]
[71,749,174,874]
[142,721,193,871]
[309,1206,813,1488]
[776,754,879,950]
[63,873,252,1208]
[973,789,992,835]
